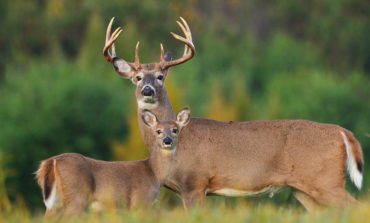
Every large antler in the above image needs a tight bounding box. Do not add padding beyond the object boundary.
[103,18,140,69]
[160,17,195,69]
[103,18,122,62]
[104,17,194,70]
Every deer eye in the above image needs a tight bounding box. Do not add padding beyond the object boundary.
[156,130,162,135]
[157,75,164,80]
[136,76,142,81]
[172,128,178,134]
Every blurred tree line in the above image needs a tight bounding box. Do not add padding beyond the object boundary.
[0,0,369,209]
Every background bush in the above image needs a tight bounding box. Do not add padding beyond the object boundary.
[0,60,130,206]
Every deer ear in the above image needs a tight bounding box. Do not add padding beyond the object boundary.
[176,107,191,128]
[164,51,172,61]
[112,58,133,79]
[141,110,158,128]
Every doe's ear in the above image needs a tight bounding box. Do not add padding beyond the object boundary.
[176,107,191,128]
[141,110,158,128]
[112,58,133,79]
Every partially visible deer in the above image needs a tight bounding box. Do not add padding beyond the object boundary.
[36,108,191,216]
[104,17,364,212]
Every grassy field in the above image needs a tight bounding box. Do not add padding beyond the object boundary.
[1,198,370,223]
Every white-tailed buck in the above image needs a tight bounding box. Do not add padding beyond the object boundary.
[36,108,191,216]
[104,17,364,212]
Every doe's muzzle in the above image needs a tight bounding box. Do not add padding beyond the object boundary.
[163,137,173,146]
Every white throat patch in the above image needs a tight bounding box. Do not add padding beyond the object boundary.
[160,147,176,158]
[138,100,159,110]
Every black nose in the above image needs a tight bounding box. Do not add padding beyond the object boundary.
[142,86,154,96]
[163,137,172,145]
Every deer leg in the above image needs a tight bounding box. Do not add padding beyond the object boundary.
[61,185,92,216]
[292,181,358,210]
[293,190,318,213]
[342,192,358,205]
[63,197,90,216]
[181,190,206,211]
[314,188,358,208]
[45,207,63,219]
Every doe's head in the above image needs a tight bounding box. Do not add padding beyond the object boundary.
[141,108,191,151]
[103,17,195,110]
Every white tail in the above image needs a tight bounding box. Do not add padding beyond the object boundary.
[43,160,60,210]
[341,131,363,190]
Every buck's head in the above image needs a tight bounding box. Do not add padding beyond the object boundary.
[103,17,195,110]
[141,108,191,152]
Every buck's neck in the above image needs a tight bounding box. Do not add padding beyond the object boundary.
[137,87,175,149]
[147,146,175,184]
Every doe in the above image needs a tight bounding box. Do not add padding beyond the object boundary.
[36,108,191,216]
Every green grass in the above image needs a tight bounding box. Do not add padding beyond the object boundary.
[1,199,370,223]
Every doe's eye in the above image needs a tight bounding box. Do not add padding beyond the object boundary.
[157,75,164,80]
[136,76,142,81]
[156,130,162,135]
[172,128,178,134]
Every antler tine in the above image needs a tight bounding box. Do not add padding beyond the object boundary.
[176,21,187,38]
[103,18,143,70]
[161,17,195,69]
[106,18,114,44]
[104,18,114,62]
[111,28,122,47]
[111,41,117,58]
[160,43,165,62]
[179,17,193,56]
[103,28,123,62]
[103,17,123,62]
[133,41,140,69]
[176,20,190,56]
[180,17,192,41]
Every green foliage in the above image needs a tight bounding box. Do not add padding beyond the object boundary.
[0,60,130,206]
[251,33,323,93]
[264,71,369,126]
